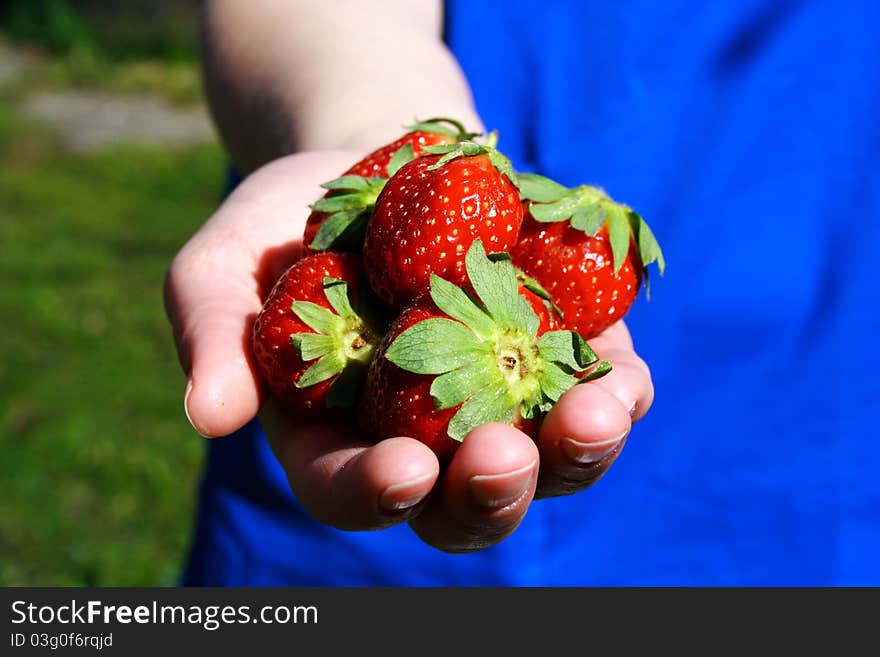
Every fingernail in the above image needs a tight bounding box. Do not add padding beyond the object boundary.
[183,378,207,437]
[379,472,436,512]
[469,460,536,509]
[560,430,628,465]
[628,401,637,416]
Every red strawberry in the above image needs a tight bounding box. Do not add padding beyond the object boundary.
[511,175,665,339]
[363,137,523,309]
[343,124,460,179]
[358,240,610,461]
[304,118,478,252]
[252,252,380,416]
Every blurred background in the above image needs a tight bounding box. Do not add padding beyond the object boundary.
[0,0,223,585]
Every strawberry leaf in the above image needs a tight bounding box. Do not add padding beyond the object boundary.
[386,143,415,177]
[429,274,496,338]
[579,359,613,382]
[385,318,490,374]
[608,205,631,274]
[487,149,517,186]
[629,211,666,276]
[429,355,498,410]
[311,193,368,214]
[521,176,667,282]
[516,269,564,321]
[570,204,608,236]
[290,332,335,360]
[405,121,460,140]
[485,251,513,263]
[310,209,368,251]
[291,301,339,335]
[426,147,463,170]
[420,143,462,156]
[422,136,517,182]
[529,198,577,223]
[322,277,355,318]
[320,175,381,192]
[534,331,609,402]
[517,173,569,202]
[425,141,486,170]
[446,380,514,442]
[309,175,386,251]
[465,240,530,331]
[537,331,599,371]
[516,268,549,300]
[538,361,580,402]
[519,384,552,420]
[570,331,601,368]
[514,295,540,338]
[287,276,379,395]
[296,353,346,388]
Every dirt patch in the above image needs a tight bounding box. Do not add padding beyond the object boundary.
[22,90,216,151]
[0,40,33,86]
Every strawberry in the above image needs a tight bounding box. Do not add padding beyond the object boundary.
[252,252,380,416]
[358,240,610,461]
[303,118,478,252]
[363,135,523,309]
[511,174,665,339]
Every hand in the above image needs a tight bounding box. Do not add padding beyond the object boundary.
[164,152,654,553]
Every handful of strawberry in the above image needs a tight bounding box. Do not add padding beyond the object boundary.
[252,120,664,460]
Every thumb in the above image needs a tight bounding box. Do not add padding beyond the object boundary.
[163,151,366,437]
[164,236,265,438]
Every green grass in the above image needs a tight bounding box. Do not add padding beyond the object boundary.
[1,0,204,106]
[1,0,199,63]
[2,44,205,106]
[0,78,226,585]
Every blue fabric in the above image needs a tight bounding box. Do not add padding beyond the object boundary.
[183,0,880,585]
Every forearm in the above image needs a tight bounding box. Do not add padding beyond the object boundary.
[200,0,484,174]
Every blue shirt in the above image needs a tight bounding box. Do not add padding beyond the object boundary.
[182,0,880,585]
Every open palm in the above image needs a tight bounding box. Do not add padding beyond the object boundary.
[164,151,654,552]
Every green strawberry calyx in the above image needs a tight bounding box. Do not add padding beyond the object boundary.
[308,143,417,251]
[420,131,518,187]
[511,263,564,322]
[384,240,611,442]
[517,173,666,282]
[289,277,379,409]
[404,117,481,142]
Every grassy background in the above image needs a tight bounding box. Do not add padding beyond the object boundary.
[0,1,225,585]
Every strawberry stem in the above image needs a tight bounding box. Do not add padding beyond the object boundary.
[405,117,481,142]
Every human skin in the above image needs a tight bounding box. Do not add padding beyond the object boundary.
[163,1,654,552]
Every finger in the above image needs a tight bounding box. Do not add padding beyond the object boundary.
[164,234,265,437]
[408,423,539,553]
[534,383,631,499]
[591,348,654,422]
[165,152,362,437]
[261,401,440,531]
[585,321,654,422]
[586,319,634,353]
